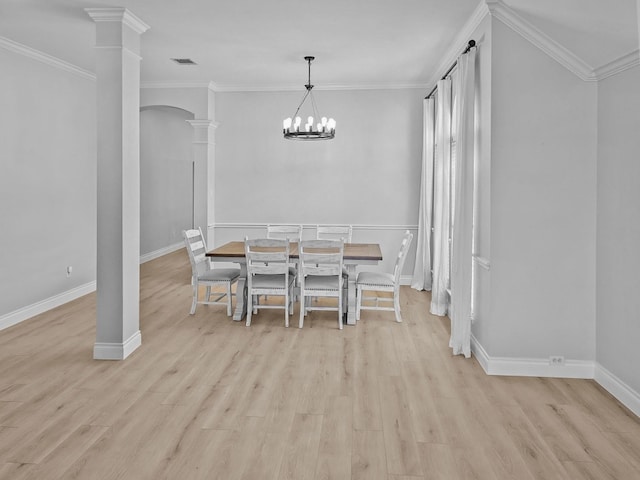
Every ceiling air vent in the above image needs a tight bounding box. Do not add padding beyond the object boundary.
[171,58,197,65]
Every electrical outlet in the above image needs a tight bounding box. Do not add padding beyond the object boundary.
[549,355,565,366]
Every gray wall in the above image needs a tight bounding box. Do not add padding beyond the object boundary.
[479,19,598,361]
[213,88,424,275]
[140,106,194,255]
[596,64,640,394]
[0,48,96,318]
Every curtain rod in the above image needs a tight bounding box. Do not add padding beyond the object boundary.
[425,39,476,99]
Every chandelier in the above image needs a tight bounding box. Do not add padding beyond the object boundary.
[283,56,336,140]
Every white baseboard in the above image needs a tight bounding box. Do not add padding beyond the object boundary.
[94,330,142,360]
[0,281,97,332]
[471,334,595,379]
[472,334,640,419]
[2,243,183,333]
[595,364,640,418]
[140,242,184,264]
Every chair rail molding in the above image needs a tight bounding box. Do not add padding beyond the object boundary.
[213,222,418,232]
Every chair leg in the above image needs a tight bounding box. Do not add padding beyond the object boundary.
[190,281,198,315]
[226,282,232,317]
[356,286,362,320]
[393,290,402,323]
[206,286,211,302]
[285,291,289,328]
[338,290,343,330]
[246,291,253,326]
[299,294,305,328]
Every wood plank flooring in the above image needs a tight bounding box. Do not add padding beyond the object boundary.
[1,249,639,479]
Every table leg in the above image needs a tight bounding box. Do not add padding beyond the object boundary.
[346,264,357,325]
[233,264,247,321]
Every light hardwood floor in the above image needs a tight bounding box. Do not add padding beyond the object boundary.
[1,249,640,479]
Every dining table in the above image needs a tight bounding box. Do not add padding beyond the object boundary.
[206,241,383,325]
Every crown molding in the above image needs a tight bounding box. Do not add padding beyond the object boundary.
[85,8,150,34]
[140,81,216,90]
[426,0,490,90]
[0,36,95,81]
[172,82,429,93]
[593,49,640,81]
[487,0,595,81]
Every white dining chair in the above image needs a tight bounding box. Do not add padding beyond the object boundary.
[266,224,303,241]
[316,224,352,243]
[244,238,296,327]
[356,230,413,323]
[298,239,344,329]
[182,228,240,316]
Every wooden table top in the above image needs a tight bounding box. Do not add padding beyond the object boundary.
[207,241,383,261]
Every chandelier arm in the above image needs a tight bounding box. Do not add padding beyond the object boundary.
[291,89,311,120]
[309,92,321,123]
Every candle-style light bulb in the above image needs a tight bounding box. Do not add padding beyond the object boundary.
[321,117,327,126]
[283,118,292,130]
[294,116,301,131]
[307,116,314,126]
[317,123,323,132]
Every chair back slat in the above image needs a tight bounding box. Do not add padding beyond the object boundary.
[392,230,414,284]
[316,225,352,243]
[183,228,210,277]
[266,224,302,241]
[300,239,343,277]
[245,238,291,276]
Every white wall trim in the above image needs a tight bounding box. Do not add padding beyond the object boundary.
[3,245,183,332]
[140,242,185,264]
[471,334,595,378]
[93,330,142,360]
[473,255,491,270]
[213,222,418,232]
[593,50,640,81]
[0,36,95,81]
[487,0,595,81]
[595,364,640,418]
[426,1,490,89]
[0,281,97,332]
[212,83,429,92]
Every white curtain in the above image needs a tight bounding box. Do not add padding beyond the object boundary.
[449,48,477,358]
[411,98,435,291]
[430,79,452,316]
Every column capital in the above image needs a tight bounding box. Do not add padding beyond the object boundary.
[187,119,219,145]
[186,119,220,130]
[85,8,150,34]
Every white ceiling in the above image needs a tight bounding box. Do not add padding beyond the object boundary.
[1,0,638,90]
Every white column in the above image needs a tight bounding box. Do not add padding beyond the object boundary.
[187,120,218,246]
[86,8,149,360]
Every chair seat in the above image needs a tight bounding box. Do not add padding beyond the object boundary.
[304,275,341,291]
[252,274,295,289]
[199,268,240,282]
[356,271,395,288]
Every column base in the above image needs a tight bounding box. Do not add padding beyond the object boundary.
[93,330,141,360]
